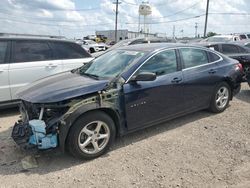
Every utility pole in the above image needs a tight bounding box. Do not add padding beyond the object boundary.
[204,0,210,37]
[172,25,175,39]
[195,22,198,38]
[113,0,121,43]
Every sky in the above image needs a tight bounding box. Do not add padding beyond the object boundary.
[0,0,249,39]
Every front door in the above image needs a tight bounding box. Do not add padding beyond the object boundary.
[123,49,184,131]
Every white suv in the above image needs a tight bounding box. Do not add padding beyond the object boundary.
[0,37,94,107]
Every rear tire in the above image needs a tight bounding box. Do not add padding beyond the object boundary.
[67,111,116,159]
[209,82,231,113]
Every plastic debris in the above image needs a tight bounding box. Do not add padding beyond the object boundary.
[21,156,38,169]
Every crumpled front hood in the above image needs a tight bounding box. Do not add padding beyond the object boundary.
[17,71,109,103]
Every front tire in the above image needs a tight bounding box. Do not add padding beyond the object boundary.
[209,82,231,113]
[67,111,116,159]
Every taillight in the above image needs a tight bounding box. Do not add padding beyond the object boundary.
[235,63,243,72]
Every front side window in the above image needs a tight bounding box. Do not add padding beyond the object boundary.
[51,42,90,59]
[221,44,239,54]
[13,41,52,63]
[0,41,8,64]
[180,48,208,69]
[138,50,177,76]
[79,50,145,79]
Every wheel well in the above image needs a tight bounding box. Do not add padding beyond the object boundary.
[89,48,95,52]
[65,108,120,144]
[222,79,234,99]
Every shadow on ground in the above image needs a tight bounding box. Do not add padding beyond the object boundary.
[236,88,250,104]
[0,107,19,118]
[0,109,214,176]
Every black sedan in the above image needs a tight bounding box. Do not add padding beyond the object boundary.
[12,43,243,159]
[200,42,250,85]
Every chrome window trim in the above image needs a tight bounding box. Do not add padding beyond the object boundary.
[125,46,223,83]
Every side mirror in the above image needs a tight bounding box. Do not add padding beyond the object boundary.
[130,72,156,82]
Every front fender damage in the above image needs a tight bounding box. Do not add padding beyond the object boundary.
[59,88,122,152]
[11,87,123,152]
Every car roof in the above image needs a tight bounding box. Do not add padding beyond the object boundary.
[198,42,245,46]
[0,36,75,43]
[118,43,208,52]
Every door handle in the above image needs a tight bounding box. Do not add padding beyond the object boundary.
[171,77,182,83]
[208,69,217,74]
[0,69,4,73]
[46,64,58,68]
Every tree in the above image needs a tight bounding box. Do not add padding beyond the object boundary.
[207,32,217,37]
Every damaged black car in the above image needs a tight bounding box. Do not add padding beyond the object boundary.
[12,43,243,159]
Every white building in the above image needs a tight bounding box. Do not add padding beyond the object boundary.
[95,30,157,42]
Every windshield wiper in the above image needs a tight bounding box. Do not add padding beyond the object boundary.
[81,72,99,79]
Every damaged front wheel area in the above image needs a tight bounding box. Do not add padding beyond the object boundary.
[67,111,116,159]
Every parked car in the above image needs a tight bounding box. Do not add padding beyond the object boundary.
[201,34,248,43]
[81,40,107,53]
[109,37,176,50]
[200,42,250,86]
[93,37,176,57]
[0,37,93,107]
[12,43,243,159]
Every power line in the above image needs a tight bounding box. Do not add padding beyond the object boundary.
[126,14,205,25]
[120,0,138,6]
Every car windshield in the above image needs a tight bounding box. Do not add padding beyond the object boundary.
[206,37,232,42]
[78,50,145,79]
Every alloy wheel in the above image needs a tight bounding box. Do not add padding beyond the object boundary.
[78,121,110,154]
[215,86,229,109]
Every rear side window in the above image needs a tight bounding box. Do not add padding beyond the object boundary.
[139,50,177,76]
[240,35,247,40]
[208,51,221,62]
[238,46,249,53]
[51,42,91,59]
[13,41,52,63]
[0,41,8,64]
[180,48,208,69]
[221,44,239,54]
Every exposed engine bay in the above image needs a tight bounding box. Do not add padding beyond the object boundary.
[12,100,69,150]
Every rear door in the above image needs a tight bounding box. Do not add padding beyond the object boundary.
[9,40,62,99]
[179,48,222,110]
[50,41,93,71]
[123,49,185,130]
[0,40,11,102]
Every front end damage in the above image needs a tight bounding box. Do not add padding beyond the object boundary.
[11,88,122,151]
[12,101,69,150]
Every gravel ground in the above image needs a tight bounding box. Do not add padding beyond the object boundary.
[0,83,249,188]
